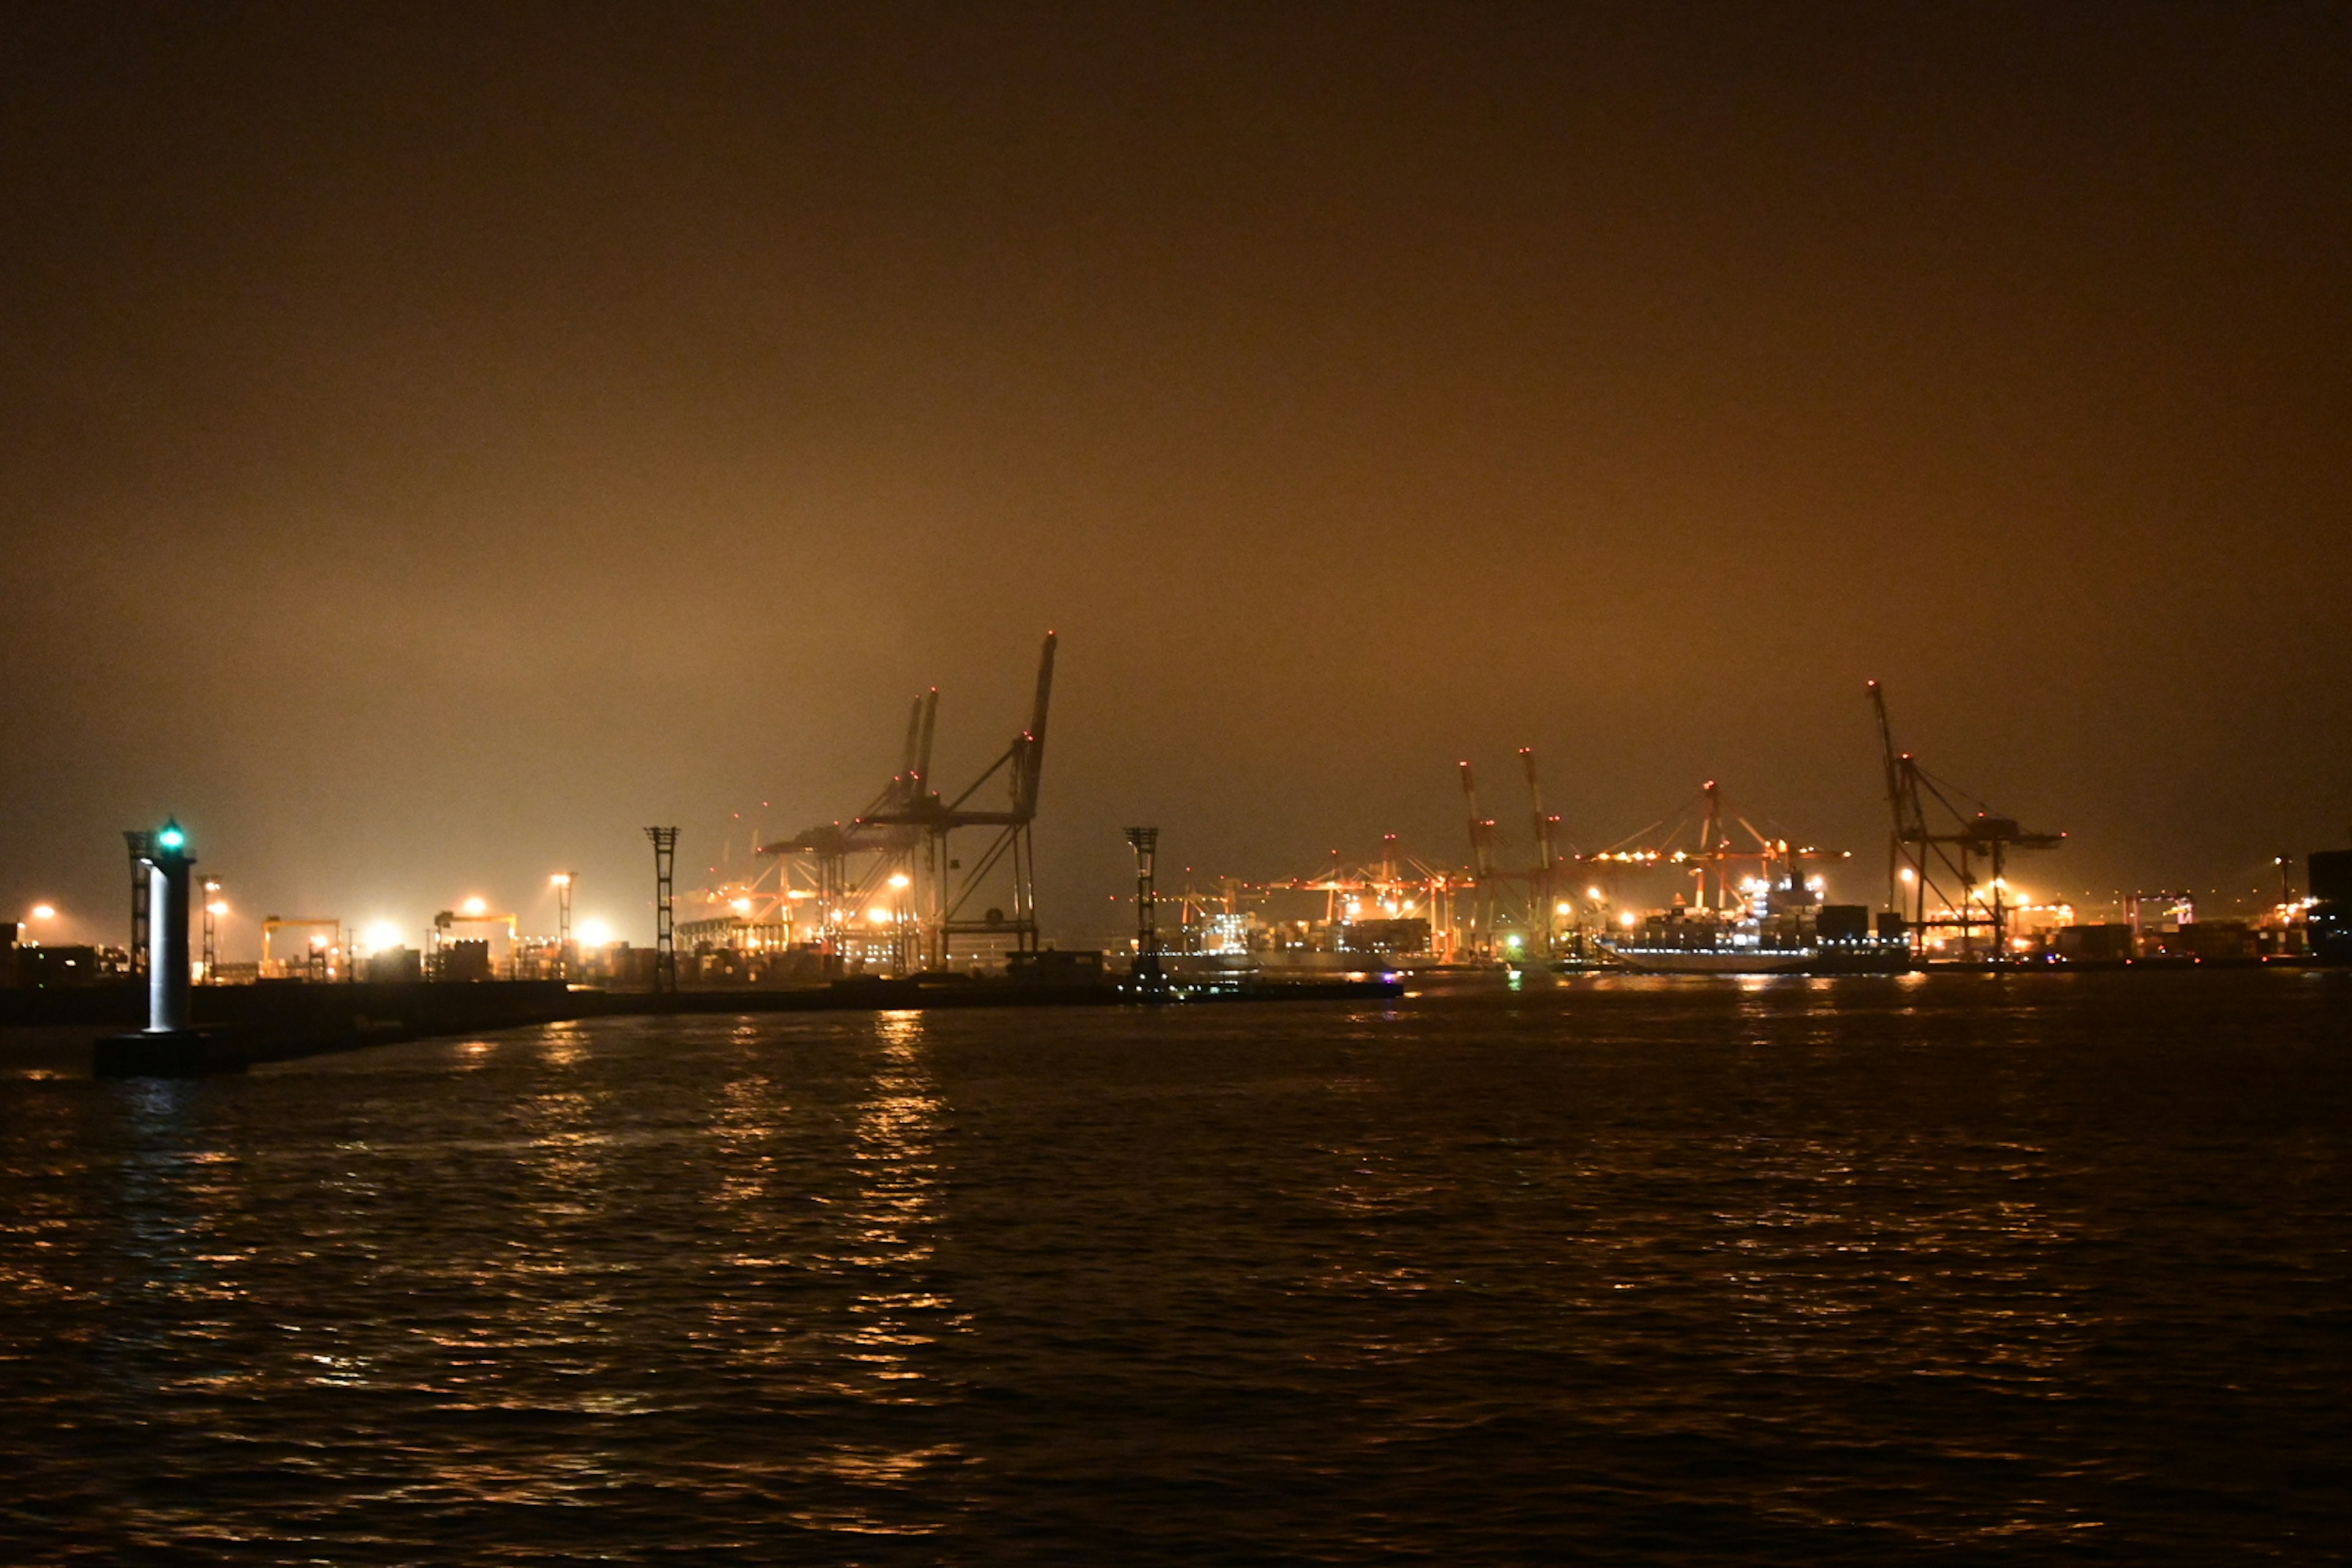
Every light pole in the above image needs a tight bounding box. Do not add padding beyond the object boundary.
[888,871,913,973]
[1125,827,1165,994]
[551,872,576,979]
[201,879,224,983]
[644,827,678,993]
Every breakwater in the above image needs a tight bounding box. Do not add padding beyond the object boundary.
[1,973,1404,1077]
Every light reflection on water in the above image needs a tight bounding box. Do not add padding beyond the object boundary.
[0,973,2345,1563]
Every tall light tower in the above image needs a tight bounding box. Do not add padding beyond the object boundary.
[551,872,576,979]
[644,828,678,993]
[200,878,224,983]
[1125,826,1166,993]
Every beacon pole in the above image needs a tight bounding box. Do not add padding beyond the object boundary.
[146,819,194,1033]
[96,818,225,1077]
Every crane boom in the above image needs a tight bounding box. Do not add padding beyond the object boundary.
[1019,631,1057,818]
[914,688,938,799]
[1518,747,1551,873]
[1867,680,1907,911]
[898,697,923,804]
[1459,761,1494,880]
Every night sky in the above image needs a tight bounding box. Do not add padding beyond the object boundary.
[4,2,2348,952]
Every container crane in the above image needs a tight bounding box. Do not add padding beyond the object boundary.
[1866,680,2064,960]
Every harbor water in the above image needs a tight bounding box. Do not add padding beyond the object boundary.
[2,971,2346,1562]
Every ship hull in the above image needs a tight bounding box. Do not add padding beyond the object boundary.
[1602,943,1912,976]
[1605,947,1817,976]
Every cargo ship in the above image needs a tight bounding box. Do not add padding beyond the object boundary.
[1599,849,1910,975]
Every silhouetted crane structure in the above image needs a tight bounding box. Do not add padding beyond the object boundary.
[1868,680,2064,961]
[1459,761,1501,954]
[761,632,1058,971]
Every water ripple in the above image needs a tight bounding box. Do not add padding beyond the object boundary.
[2,973,2348,1562]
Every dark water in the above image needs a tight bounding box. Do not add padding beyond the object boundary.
[2,972,2347,1564]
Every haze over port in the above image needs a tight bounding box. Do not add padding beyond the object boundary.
[3,5,2348,951]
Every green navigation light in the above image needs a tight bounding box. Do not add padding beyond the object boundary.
[157,824,186,851]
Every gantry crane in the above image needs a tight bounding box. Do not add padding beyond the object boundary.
[1867,680,2064,961]
[850,631,1058,968]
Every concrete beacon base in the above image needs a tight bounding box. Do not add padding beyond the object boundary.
[94,1029,244,1079]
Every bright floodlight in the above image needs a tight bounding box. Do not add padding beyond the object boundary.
[729,897,752,914]
[206,901,229,916]
[578,919,613,946]
[30,904,56,920]
[888,872,911,889]
[550,872,571,887]
[461,896,488,918]
[365,921,402,950]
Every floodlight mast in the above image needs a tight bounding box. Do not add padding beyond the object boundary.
[1125,826,1166,993]
[552,872,577,979]
[644,829,678,992]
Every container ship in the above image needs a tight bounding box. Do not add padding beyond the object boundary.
[1598,846,1911,975]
